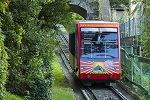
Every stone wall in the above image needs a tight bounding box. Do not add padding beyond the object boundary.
[69,0,111,21]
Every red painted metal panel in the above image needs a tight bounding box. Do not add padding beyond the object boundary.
[118,25,121,74]
[79,73,121,80]
[78,22,81,78]
[77,21,121,81]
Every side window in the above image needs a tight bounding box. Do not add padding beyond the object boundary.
[75,25,78,59]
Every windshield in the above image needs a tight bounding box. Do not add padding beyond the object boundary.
[80,28,118,60]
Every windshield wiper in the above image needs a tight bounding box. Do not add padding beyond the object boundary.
[96,54,116,58]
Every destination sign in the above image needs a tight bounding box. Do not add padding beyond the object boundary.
[79,23,119,27]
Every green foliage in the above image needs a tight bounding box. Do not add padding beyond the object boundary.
[0,0,9,99]
[63,13,84,33]
[52,54,75,100]
[0,0,71,99]
[4,92,23,100]
[133,0,150,57]
[0,0,10,14]
[121,47,150,99]
[38,0,70,29]
[140,0,150,57]
[140,28,150,57]
[28,78,51,100]
[110,0,129,7]
[0,32,8,100]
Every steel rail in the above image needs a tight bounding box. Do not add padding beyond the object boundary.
[81,89,97,100]
[57,42,69,62]
[57,34,99,100]
[57,35,90,100]
[110,86,129,100]
[57,34,132,100]
[61,34,69,44]
[86,87,98,100]
[58,34,69,48]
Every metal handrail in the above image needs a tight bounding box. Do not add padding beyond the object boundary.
[121,47,150,96]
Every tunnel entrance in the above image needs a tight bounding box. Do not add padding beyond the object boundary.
[69,4,87,19]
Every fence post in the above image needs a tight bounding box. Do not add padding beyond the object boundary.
[149,77,150,96]
[139,46,142,56]
[131,56,134,81]
[140,61,143,86]
[131,46,133,54]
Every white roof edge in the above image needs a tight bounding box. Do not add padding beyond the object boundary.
[77,20,119,24]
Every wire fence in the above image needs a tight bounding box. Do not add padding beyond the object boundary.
[121,47,150,97]
[120,18,144,39]
[119,14,150,99]
[120,17,145,56]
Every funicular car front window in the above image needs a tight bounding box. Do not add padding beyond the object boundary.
[80,28,118,59]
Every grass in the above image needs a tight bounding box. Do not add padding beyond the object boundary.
[4,54,75,100]
[4,92,23,100]
[51,54,75,100]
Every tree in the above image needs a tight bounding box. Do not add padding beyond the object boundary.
[110,0,129,7]
[1,0,70,99]
[132,0,150,57]
[63,13,84,33]
[140,0,150,57]
[0,0,9,99]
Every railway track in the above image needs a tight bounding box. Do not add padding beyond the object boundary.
[56,33,134,100]
[110,86,128,100]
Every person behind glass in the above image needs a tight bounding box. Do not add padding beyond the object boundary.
[91,31,104,51]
